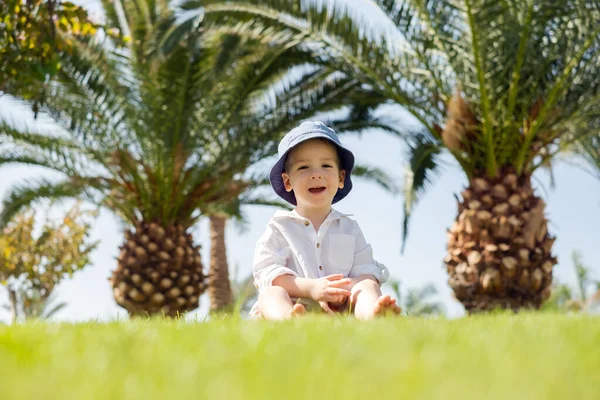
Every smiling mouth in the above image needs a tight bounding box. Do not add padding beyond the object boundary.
[308,187,326,194]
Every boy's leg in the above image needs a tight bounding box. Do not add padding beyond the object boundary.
[350,278,402,320]
[257,286,306,320]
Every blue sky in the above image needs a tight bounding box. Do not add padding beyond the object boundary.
[1,0,599,321]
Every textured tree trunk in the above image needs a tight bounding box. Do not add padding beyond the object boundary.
[110,222,206,317]
[445,173,557,313]
[8,288,18,324]
[208,214,233,312]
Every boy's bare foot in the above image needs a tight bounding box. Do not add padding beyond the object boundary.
[290,303,306,317]
[371,295,402,318]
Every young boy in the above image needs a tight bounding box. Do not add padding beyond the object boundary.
[249,121,401,320]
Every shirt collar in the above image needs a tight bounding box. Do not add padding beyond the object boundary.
[272,208,352,222]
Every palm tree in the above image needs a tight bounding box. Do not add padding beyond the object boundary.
[202,0,600,311]
[0,0,400,316]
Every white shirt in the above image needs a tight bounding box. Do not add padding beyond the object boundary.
[253,208,389,290]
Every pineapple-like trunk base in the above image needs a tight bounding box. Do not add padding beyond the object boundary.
[110,222,206,317]
[446,172,557,313]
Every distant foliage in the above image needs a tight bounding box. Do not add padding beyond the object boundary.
[0,203,97,322]
[388,279,445,317]
[0,0,97,105]
[230,264,257,316]
[1,287,67,321]
[541,251,600,313]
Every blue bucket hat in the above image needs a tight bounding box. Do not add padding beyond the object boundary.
[270,121,355,206]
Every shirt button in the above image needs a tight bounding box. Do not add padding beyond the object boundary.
[304,221,310,226]
[319,265,323,271]
[316,243,320,248]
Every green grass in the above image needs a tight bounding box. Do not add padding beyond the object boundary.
[1,314,599,399]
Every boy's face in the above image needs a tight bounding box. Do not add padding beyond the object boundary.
[282,139,346,210]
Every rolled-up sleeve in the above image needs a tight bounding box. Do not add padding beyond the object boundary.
[253,226,298,290]
[348,221,390,284]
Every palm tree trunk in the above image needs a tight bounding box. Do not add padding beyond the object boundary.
[446,173,557,312]
[208,214,233,312]
[8,288,18,324]
[111,222,205,317]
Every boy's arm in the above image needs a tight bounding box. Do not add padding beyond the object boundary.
[347,221,390,284]
[272,274,352,302]
[253,226,299,290]
[271,275,314,299]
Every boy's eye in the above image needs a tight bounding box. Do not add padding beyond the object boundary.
[297,166,308,170]
[323,164,332,168]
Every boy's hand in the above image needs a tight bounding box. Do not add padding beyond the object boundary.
[309,274,351,305]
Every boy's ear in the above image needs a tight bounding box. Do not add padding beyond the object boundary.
[282,172,293,192]
[338,169,346,189]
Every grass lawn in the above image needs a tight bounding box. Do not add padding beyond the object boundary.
[0,313,599,399]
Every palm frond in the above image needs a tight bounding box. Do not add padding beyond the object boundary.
[0,178,98,228]
[4,0,474,234]
[576,131,600,180]
[239,194,291,210]
[352,163,399,195]
[204,0,600,179]
[0,121,90,174]
[402,134,443,253]
[155,11,204,56]
[201,0,440,127]
[40,302,68,319]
